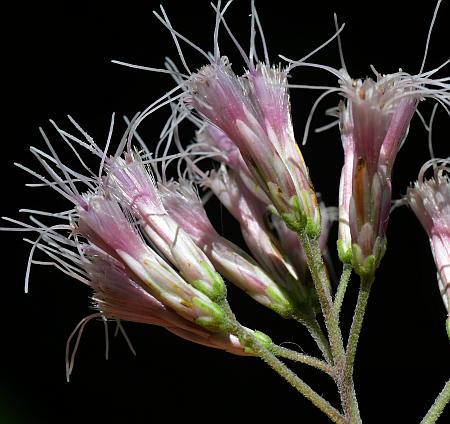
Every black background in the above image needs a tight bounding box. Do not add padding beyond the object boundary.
[1,0,450,422]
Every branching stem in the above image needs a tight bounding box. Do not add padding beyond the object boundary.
[222,300,347,424]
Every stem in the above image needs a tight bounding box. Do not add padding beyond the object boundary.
[297,233,358,421]
[341,275,373,424]
[345,276,373,381]
[297,233,346,367]
[295,315,333,363]
[270,345,335,376]
[420,379,450,424]
[333,264,353,320]
[222,301,347,424]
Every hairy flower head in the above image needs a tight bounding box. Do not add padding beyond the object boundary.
[403,158,450,318]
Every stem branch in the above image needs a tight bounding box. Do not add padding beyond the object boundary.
[333,264,353,320]
[420,379,450,424]
[271,345,335,376]
[295,315,333,363]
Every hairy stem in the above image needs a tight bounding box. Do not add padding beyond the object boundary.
[333,264,353,320]
[298,233,359,422]
[295,315,333,363]
[271,345,335,376]
[297,233,345,364]
[345,276,373,381]
[420,379,450,424]
[222,301,347,424]
[341,275,373,423]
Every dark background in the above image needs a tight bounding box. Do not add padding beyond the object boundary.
[1,0,449,422]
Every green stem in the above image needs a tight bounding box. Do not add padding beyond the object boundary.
[420,379,450,424]
[333,264,353,320]
[295,315,333,363]
[297,233,358,421]
[345,276,373,381]
[342,275,373,424]
[222,301,347,424]
[270,345,335,376]
[297,233,346,367]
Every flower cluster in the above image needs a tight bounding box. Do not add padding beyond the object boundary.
[2,2,450,420]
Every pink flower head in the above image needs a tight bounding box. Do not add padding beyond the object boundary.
[84,245,207,330]
[77,195,228,332]
[186,57,320,237]
[105,152,226,302]
[404,159,450,318]
[204,165,320,316]
[83,245,249,356]
[158,179,296,318]
[335,69,448,276]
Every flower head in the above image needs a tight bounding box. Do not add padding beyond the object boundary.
[186,58,320,236]
[78,194,229,331]
[334,69,449,276]
[105,152,226,302]
[204,165,321,316]
[158,178,296,318]
[403,159,450,319]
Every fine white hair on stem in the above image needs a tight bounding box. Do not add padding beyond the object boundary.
[39,128,82,200]
[98,113,115,180]
[29,146,96,190]
[249,0,257,64]
[103,316,110,361]
[302,88,342,145]
[428,103,439,159]
[121,87,186,156]
[156,5,192,75]
[66,313,103,382]
[0,217,76,292]
[114,321,137,356]
[14,162,81,206]
[314,119,340,134]
[419,0,443,74]
[164,57,187,87]
[23,223,74,294]
[111,60,189,79]
[417,157,450,183]
[152,6,210,67]
[18,209,73,218]
[210,1,252,69]
[212,0,226,61]
[251,0,269,66]
[123,115,151,157]
[66,116,106,158]
[333,13,347,71]
[279,22,346,73]
[170,116,210,182]
[49,120,98,179]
